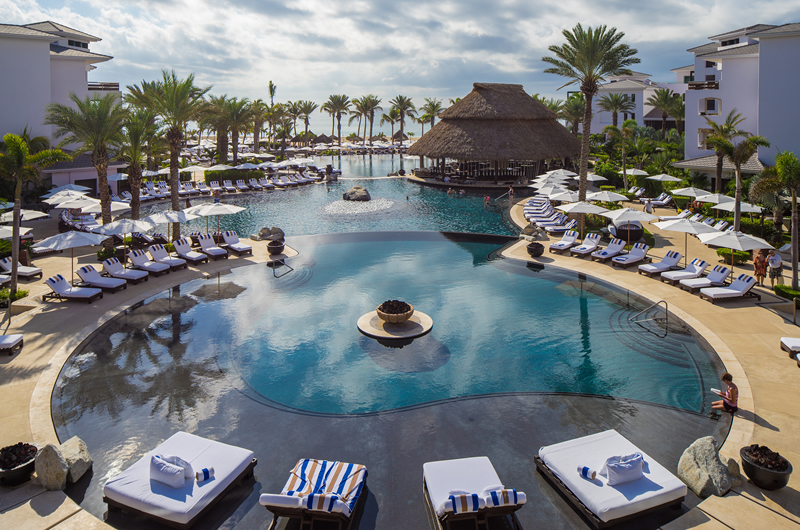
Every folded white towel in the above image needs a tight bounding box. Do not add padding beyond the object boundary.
[158,454,194,479]
[150,455,185,489]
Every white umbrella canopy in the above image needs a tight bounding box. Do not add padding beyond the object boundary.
[546,169,577,177]
[654,219,719,267]
[235,163,260,170]
[144,211,199,224]
[712,201,763,214]
[141,169,160,177]
[695,193,734,204]
[91,218,155,236]
[42,190,89,204]
[584,173,608,182]
[646,174,683,182]
[0,226,33,238]
[0,210,48,222]
[183,202,245,233]
[41,184,90,197]
[620,168,649,176]
[535,185,568,196]
[670,187,709,198]
[207,164,235,171]
[33,231,108,284]
[601,208,658,224]
[549,191,581,202]
[586,191,628,202]
[52,196,100,210]
[698,230,774,274]
[82,201,132,214]
[557,201,609,214]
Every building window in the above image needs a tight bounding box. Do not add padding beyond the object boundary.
[721,38,740,47]
[706,99,716,111]
[67,40,88,49]
[705,74,716,81]
[698,129,710,149]
[705,61,716,68]
[630,94,635,102]
[683,73,695,83]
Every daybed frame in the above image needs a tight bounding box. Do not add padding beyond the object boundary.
[104,457,257,530]
[699,289,761,304]
[42,289,103,304]
[422,478,522,530]
[534,456,683,529]
[264,483,368,530]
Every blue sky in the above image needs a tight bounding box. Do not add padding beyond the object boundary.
[4,0,800,135]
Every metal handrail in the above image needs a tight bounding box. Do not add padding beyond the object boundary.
[629,299,668,325]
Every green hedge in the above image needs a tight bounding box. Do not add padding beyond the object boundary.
[673,196,691,211]
[774,285,800,306]
[599,185,616,192]
[204,169,264,185]
[716,248,750,265]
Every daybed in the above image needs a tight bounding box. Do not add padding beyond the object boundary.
[103,431,257,530]
[423,456,526,530]
[0,334,23,355]
[536,429,686,529]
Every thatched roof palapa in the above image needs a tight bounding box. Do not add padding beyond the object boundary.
[312,134,333,144]
[408,83,580,161]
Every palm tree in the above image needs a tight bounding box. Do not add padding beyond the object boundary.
[543,23,640,230]
[325,95,351,147]
[669,98,685,135]
[138,70,210,239]
[0,134,70,294]
[362,95,382,146]
[705,109,747,193]
[604,119,635,190]
[285,101,303,136]
[645,88,677,139]
[389,95,416,145]
[115,108,158,220]
[597,92,635,128]
[268,80,277,106]
[348,98,365,139]
[380,109,399,144]
[275,117,294,157]
[321,100,335,138]
[223,97,253,163]
[44,92,127,241]
[264,103,284,147]
[251,99,267,153]
[751,152,800,289]
[298,100,319,146]
[560,94,586,136]
[417,115,430,135]
[707,134,770,230]
[421,98,444,128]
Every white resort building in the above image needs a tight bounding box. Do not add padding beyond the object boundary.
[674,23,800,186]
[0,21,123,194]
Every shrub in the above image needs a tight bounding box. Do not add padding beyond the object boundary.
[716,248,750,265]
[205,169,264,185]
[774,285,800,306]
[673,195,691,211]
[0,288,29,302]
[600,185,616,192]
[165,243,176,253]
[97,247,115,261]
[593,161,619,180]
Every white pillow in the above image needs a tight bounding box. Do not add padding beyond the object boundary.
[150,455,186,489]
[602,453,644,486]
[158,454,194,479]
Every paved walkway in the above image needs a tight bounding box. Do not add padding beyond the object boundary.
[1,198,799,529]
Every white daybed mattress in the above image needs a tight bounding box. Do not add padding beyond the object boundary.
[538,429,686,523]
[423,456,500,517]
[103,431,254,525]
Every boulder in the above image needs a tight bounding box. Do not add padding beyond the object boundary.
[253,227,285,241]
[677,436,733,498]
[343,186,371,201]
[60,436,93,483]
[35,444,68,491]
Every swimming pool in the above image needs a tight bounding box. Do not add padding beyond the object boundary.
[139,155,516,238]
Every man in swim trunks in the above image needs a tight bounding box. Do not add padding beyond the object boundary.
[711,372,738,413]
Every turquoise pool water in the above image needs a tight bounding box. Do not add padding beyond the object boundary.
[139,155,516,237]
[53,233,721,419]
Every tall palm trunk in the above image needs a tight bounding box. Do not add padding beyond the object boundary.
[336,113,342,146]
[621,142,628,191]
[93,147,113,249]
[253,124,261,153]
[368,113,375,146]
[661,113,667,139]
[130,165,142,220]
[715,154,723,193]
[167,126,182,239]
[304,120,310,146]
[232,129,239,164]
[330,116,335,138]
[612,112,618,128]
[398,112,405,143]
[578,93,594,233]
[10,180,23,294]
[733,168,743,231]
[793,192,798,290]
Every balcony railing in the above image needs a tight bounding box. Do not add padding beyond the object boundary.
[688,81,719,90]
[88,82,120,91]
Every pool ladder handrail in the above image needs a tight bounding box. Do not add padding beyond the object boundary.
[629,299,668,325]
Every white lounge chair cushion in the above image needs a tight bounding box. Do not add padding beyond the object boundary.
[538,430,686,523]
[259,493,304,509]
[781,337,800,352]
[0,334,23,349]
[424,456,511,518]
[103,432,254,526]
[700,287,748,299]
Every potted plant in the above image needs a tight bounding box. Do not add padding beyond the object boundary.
[0,442,38,487]
[267,240,284,255]
[526,242,544,258]
[740,444,792,490]
[376,300,414,324]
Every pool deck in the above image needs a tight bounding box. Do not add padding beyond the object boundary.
[507,199,800,529]
[1,200,799,529]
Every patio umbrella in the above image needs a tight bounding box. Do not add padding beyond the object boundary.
[653,219,719,267]
[41,184,90,197]
[0,210,48,223]
[586,191,628,202]
[207,164,235,171]
[549,191,581,202]
[695,193,734,204]
[107,173,128,181]
[141,170,160,177]
[183,202,246,233]
[620,169,649,176]
[42,190,89,204]
[584,173,608,182]
[698,231,774,274]
[602,208,658,243]
[52,196,100,210]
[533,185,567,197]
[157,167,172,175]
[144,211,199,241]
[235,163,260,170]
[712,201,763,214]
[82,201,132,215]
[92,218,156,261]
[670,187,709,198]
[557,202,609,238]
[0,226,33,238]
[646,174,683,183]
[32,231,107,284]
[546,169,577,177]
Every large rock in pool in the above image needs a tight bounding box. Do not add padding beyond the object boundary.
[61,436,93,483]
[35,444,69,491]
[677,436,733,498]
[343,186,371,201]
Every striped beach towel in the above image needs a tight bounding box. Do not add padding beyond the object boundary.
[484,488,519,507]
[282,459,331,497]
[449,493,483,514]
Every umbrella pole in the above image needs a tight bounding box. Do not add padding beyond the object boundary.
[685,233,688,268]
[71,247,74,286]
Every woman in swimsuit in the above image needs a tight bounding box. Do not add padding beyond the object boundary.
[711,372,738,413]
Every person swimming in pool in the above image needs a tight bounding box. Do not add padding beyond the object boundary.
[711,372,738,414]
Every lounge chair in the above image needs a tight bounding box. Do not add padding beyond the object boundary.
[637,250,682,277]
[0,275,10,286]
[713,220,729,231]
[611,243,649,268]
[158,182,172,197]
[536,429,687,529]
[220,231,253,255]
[177,183,191,196]
[0,334,23,356]
[209,181,223,193]
[536,214,568,228]
[570,233,602,257]
[259,459,367,530]
[76,265,127,293]
[184,182,200,195]
[145,182,167,198]
[779,337,800,367]
[222,180,237,192]
[270,177,287,189]
[549,230,579,254]
[258,178,275,190]
[128,249,171,276]
[699,274,760,303]
[111,193,129,203]
[102,257,149,284]
[43,274,103,303]
[248,178,263,190]
[423,456,526,530]
[657,210,691,222]
[688,213,703,223]
[651,195,673,207]
[236,179,250,191]
[104,431,257,530]
[0,257,43,280]
[679,265,731,293]
[174,238,209,265]
[591,239,625,263]
[660,259,708,285]
[149,244,188,270]
[198,234,228,260]
[702,217,715,226]
[545,219,578,234]
[196,182,211,195]
[640,192,668,204]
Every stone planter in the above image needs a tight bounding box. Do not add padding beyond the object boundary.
[0,443,38,487]
[526,242,544,258]
[377,303,414,324]
[740,447,792,490]
[267,240,285,255]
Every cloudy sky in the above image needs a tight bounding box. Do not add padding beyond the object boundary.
[4,0,800,134]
